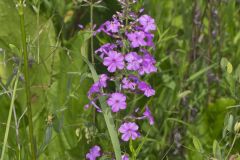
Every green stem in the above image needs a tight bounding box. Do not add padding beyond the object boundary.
[90,0,94,65]
[0,72,20,160]
[130,139,136,160]
[18,1,36,159]
[90,0,97,141]
[225,135,237,160]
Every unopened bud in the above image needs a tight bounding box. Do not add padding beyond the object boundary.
[234,122,240,133]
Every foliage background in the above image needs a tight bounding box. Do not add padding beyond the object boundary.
[0,0,240,159]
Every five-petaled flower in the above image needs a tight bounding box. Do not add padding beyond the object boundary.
[127,31,147,48]
[139,14,156,32]
[119,122,140,141]
[103,51,125,72]
[106,19,121,33]
[107,93,127,112]
[125,52,143,71]
[138,81,155,97]
[86,145,101,160]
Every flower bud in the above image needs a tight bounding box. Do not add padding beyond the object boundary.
[234,122,240,133]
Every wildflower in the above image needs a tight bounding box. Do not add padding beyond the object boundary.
[125,52,142,71]
[88,82,100,98]
[119,122,140,141]
[78,24,84,29]
[138,53,157,75]
[99,74,108,88]
[106,19,121,33]
[90,101,102,113]
[103,51,125,72]
[126,31,147,48]
[143,106,154,125]
[122,77,137,90]
[122,154,129,160]
[107,93,127,112]
[139,14,156,32]
[138,81,155,97]
[145,32,155,47]
[87,74,109,98]
[86,145,101,160]
[95,43,117,59]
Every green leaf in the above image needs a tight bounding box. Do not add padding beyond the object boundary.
[178,90,192,99]
[9,44,20,54]
[235,64,240,83]
[227,114,234,132]
[227,62,233,74]
[192,136,203,153]
[221,57,233,74]
[52,114,63,133]
[213,140,222,160]
[82,56,122,160]
[187,64,217,82]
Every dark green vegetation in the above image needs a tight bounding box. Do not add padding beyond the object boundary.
[0,0,240,159]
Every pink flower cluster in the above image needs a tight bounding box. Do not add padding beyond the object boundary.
[85,1,157,159]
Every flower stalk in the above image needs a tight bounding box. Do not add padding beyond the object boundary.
[85,0,156,159]
[18,1,36,159]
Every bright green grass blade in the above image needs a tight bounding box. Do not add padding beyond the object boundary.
[0,71,19,160]
[187,63,217,82]
[82,57,122,160]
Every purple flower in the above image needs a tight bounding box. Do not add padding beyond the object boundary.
[138,81,155,97]
[99,74,108,88]
[78,24,84,29]
[139,15,156,32]
[87,74,109,98]
[95,43,117,59]
[126,31,147,48]
[119,122,140,141]
[88,82,100,98]
[138,53,157,75]
[107,93,127,112]
[143,106,154,125]
[106,19,121,33]
[122,77,137,90]
[103,51,125,72]
[125,52,142,71]
[145,33,155,47]
[86,145,101,160]
[122,154,129,160]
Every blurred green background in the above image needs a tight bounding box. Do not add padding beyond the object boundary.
[0,0,240,159]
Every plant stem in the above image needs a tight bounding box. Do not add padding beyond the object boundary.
[0,72,20,160]
[225,135,237,160]
[207,0,212,103]
[130,139,136,160]
[18,1,36,159]
[90,0,97,141]
[90,0,94,65]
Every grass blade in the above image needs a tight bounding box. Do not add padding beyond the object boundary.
[82,57,122,160]
[0,71,19,160]
[187,63,217,82]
